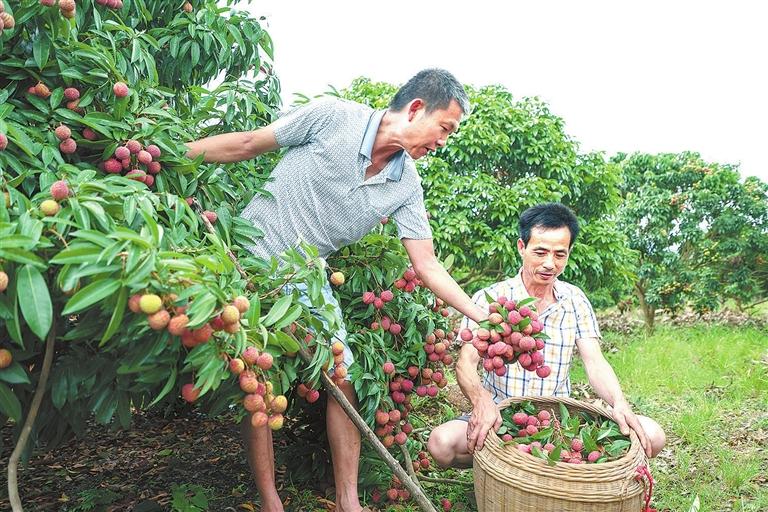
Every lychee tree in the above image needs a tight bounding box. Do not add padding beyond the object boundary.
[0,0,363,505]
[0,2,467,510]
[614,151,768,332]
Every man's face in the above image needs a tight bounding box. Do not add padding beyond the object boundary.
[404,99,463,159]
[517,226,572,286]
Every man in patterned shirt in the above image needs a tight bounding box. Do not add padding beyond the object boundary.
[187,69,487,512]
[427,203,666,468]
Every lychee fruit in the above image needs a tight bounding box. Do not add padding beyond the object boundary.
[0,348,12,368]
[125,140,141,154]
[137,150,152,165]
[250,411,268,428]
[40,199,60,216]
[380,289,394,302]
[0,271,8,293]
[168,314,189,336]
[202,210,217,224]
[146,144,161,158]
[59,138,77,154]
[256,352,273,371]
[50,180,70,201]
[229,358,245,375]
[34,83,51,98]
[329,271,345,286]
[148,310,170,330]
[243,393,266,413]
[382,361,395,374]
[181,383,200,403]
[54,125,72,141]
[139,293,162,314]
[221,305,240,324]
[270,395,288,413]
[0,133,7,151]
[113,81,129,98]
[267,414,284,430]
[233,295,250,313]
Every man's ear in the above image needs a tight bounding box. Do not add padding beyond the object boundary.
[517,238,525,256]
[407,99,425,121]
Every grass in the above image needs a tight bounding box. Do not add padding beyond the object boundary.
[571,325,768,512]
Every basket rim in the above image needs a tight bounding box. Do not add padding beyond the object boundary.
[482,395,644,470]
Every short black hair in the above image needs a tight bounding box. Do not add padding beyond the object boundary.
[519,203,579,248]
[389,69,470,115]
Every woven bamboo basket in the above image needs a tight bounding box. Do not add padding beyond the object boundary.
[473,396,647,512]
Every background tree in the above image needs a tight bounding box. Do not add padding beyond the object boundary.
[615,152,768,332]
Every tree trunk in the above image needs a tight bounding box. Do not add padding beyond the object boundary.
[634,282,655,335]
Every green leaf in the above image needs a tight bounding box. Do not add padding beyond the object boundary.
[261,294,292,327]
[148,367,177,407]
[62,278,122,315]
[100,286,127,346]
[32,31,51,70]
[186,292,218,329]
[0,382,22,421]
[17,264,53,340]
[0,362,31,385]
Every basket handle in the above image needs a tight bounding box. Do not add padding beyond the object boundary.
[635,464,656,512]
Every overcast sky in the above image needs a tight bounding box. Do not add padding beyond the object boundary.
[247,1,767,183]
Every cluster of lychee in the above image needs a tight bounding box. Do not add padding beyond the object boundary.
[462,296,551,378]
[54,124,78,155]
[0,0,16,34]
[39,0,76,19]
[101,139,163,187]
[370,475,411,505]
[373,343,450,448]
[503,408,607,465]
[128,293,249,347]
[227,347,287,431]
[38,179,71,217]
[431,296,451,317]
[393,267,421,293]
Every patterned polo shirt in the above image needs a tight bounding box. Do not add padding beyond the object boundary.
[460,272,601,400]
[240,98,433,260]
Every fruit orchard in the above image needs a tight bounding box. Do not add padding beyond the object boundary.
[2,0,768,510]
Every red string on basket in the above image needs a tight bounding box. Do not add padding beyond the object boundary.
[635,465,656,512]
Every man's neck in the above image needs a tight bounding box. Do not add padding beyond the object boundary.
[520,271,556,309]
[371,111,406,164]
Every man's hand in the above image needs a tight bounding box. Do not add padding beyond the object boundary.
[612,400,652,457]
[466,393,502,453]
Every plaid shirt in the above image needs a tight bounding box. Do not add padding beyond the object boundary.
[460,272,601,401]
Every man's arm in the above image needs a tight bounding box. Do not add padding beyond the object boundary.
[185,125,280,163]
[576,337,652,456]
[456,343,501,452]
[401,238,486,324]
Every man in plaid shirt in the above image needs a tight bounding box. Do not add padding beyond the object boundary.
[428,203,666,467]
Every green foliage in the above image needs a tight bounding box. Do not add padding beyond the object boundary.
[615,152,768,331]
[342,79,635,303]
[0,0,334,450]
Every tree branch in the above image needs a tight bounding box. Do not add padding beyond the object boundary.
[8,322,57,512]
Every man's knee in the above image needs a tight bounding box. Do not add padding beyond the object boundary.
[428,422,463,468]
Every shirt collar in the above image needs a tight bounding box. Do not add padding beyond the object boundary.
[359,110,406,182]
